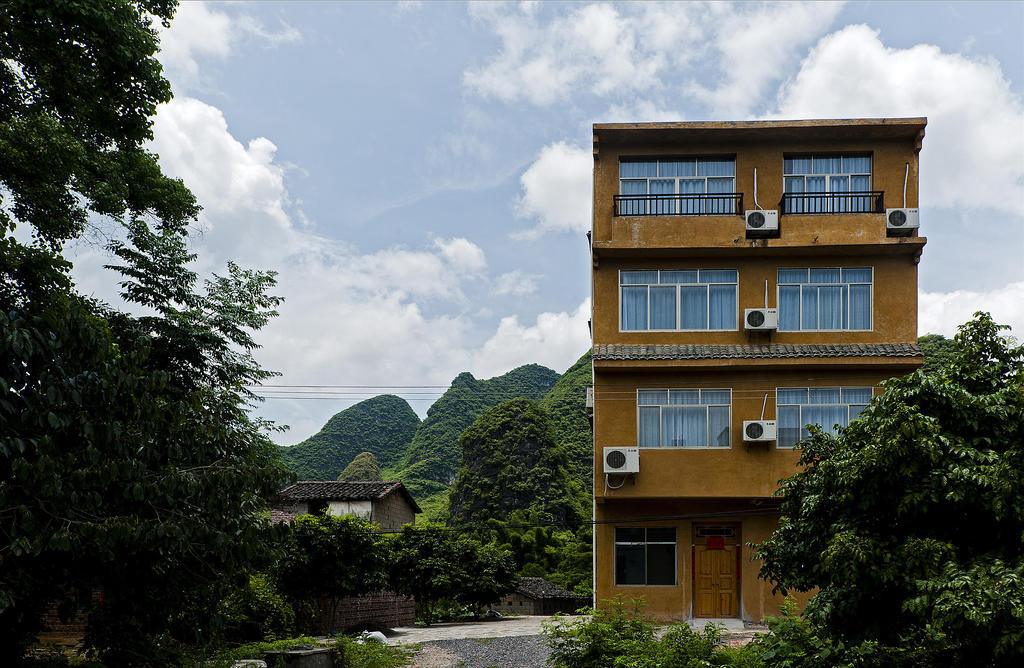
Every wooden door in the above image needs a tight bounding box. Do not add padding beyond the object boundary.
[693,545,738,617]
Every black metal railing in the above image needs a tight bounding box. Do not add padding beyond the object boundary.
[613,193,743,217]
[779,191,884,215]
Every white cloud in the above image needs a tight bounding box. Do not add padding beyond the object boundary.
[156,2,300,92]
[471,299,591,379]
[688,3,843,117]
[464,2,841,116]
[434,237,487,275]
[919,282,1024,339]
[514,141,592,240]
[773,24,1024,213]
[493,270,542,296]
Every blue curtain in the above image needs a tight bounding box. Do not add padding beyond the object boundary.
[660,159,694,177]
[801,285,818,329]
[651,178,675,214]
[619,179,647,214]
[784,157,812,174]
[622,270,658,284]
[649,286,676,329]
[669,389,699,405]
[638,406,660,447]
[620,160,657,178]
[698,159,735,177]
[680,286,707,329]
[819,286,843,329]
[699,269,738,283]
[638,390,667,404]
[679,178,703,214]
[777,405,801,447]
[779,285,800,330]
[777,388,807,404]
[779,268,808,283]
[621,286,647,330]
[810,268,841,283]
[660,270,698,284]
[843,156,871,174]
[708,406,730,446]
[842,387,873,403]
[709,285,736,329]
[849,285,871,329]
[808,388,840,403]
[842,267,872,283]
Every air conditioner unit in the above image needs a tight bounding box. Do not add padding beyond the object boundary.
[885,208,919,236]
[603,447,639,474]
[743,420,777,442]
[745,209,778,237]
[744,307,778,331]
[585,387,595,409]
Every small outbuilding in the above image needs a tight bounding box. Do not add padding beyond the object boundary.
[493,577,588,616]
[271,480,421,532]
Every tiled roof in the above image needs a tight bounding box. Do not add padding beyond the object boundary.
[592,343,922,361]
[276,481,422,513]
[515,577,587,601]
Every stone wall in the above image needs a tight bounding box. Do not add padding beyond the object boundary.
[316,591,415,634]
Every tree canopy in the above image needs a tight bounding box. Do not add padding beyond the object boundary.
[1,1,290,662]
[757,313,1024,666]
[338,451,383,481]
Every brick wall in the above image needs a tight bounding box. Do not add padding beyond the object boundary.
[34,589,104,651]
[316,591,415,634]
[370,494,416,532]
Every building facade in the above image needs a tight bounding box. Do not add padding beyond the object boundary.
[272,480,420,531]
[590,119,927,622]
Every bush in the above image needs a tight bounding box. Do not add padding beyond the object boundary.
[332,637,413,668]
[218,573,296,643]
[207,635,320,663]
[543,597,658,667]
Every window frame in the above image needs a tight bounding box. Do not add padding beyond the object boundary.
[619,269,739,332]
[783,153,873,214]
[618,157,737,216]
[613,526,678,587]
[776,267,873,332]
[775,386,874,449]
[635,388,733,449]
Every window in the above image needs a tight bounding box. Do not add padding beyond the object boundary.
[621,270,738,331]
[615,527,676,585]
[776,387,873,448]
[619,158,736,215]
[637,389,731,448]
[778,268,872,331]
[783,154,873,213]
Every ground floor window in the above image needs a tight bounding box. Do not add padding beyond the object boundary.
[614,527,676,585]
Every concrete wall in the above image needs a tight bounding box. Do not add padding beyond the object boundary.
[327,499,372,519]
[593,500,812,623]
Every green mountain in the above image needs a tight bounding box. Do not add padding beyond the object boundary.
[538,351,593,490]
[448,398,585,527]
[388,364,560,510]
[279,394,420,479]
[338,451,381,481]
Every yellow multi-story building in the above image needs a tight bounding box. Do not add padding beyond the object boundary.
[590,118,927,622]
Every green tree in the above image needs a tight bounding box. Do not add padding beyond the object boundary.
[338,451,382,481]
[757,313,1024,666]
[276,514,389,633]
[918,333,958,375]
[456,543,517,616]
[0,1,290,663]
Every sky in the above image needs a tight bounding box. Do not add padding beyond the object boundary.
[67,1,1024,445]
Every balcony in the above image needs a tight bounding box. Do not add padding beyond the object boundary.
[779,191,884,215]
[614,193,743,217]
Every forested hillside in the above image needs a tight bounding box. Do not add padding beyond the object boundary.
[538,351,592,490]
[387,364,560,514]
[279,394,420,479]
[448,399,585,526]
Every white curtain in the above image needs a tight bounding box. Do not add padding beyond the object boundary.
[638,406,661,447]
[819,286,843,329]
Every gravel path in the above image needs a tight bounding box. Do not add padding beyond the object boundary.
[408,635,551,668]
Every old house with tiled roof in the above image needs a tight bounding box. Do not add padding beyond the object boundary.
[272,480,421,531]
[493,577,588,616]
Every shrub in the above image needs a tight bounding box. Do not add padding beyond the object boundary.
[218,573,295,643]
[331,637,413,668]
[543,597,658,667]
